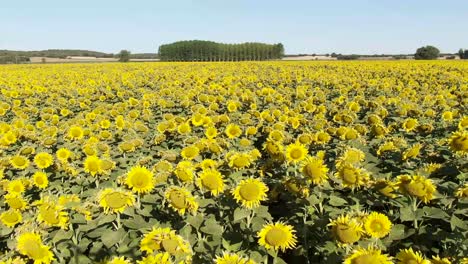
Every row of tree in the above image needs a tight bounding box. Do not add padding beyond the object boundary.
[458,49,468,59]
[158,40,284,61]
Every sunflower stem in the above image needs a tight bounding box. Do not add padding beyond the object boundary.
[116,212,122,229]
[137,193,141,209]
[412,197,418,229]
[95,179,99,189]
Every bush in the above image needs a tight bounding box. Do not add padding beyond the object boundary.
[415,46,440,60]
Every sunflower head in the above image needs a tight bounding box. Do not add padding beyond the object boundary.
[16,232,55,264]
[257,221,297,252]
[396,248,430,264]
[32,171,49,189]
[301,155,328,185]
[0,209,22,228]
[397,174,436,203]
[328,215,364,245]
[335,164,370,189]
[364,212,392,238]
[343,246,393,264]
[232,178,269,209]
[197,169,224,196]
[125,165,155,194]
[164,186,198,215]
[140,227,192,257]
[448,130,468,155]
[98,188,135,214]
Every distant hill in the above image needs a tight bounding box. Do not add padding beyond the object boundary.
[0,49,159,64]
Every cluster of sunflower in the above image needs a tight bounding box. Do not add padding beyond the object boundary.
[0,61,467,264]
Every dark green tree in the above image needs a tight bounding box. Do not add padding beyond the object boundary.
[414,45,440,60]
[118,50,131,62]
[458,49,464,59]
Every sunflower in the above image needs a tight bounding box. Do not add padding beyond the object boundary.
[328,215,364,245]
[455,183,468,198]
[314,131,331,144]
[106,256,131,264]
[364,212,392,238]
[373,180,398,198]
[335,164,370,189]
[448,130,468,154]
[83,155,103,176]
[197,169,224,196]
[257,222,297,252]
[98,188,135,214]
[402,144,422,161]
[396,174,436,203]
[214,252,257,264]
[33,152,53,169]
[232,178,269,209]
[35,198,69,229]
[0,209,22,228]
[177,122,192,135]
[343,246,393,264]
[67,126,84,140]
[56,148,72,162]
[174,161,194,182]
[5,193,28,211]
[7,179,26,195]
[430,256,451,264]
[396,248,430,264]
[125,165,155,194]
[285,142,308,164]
[164,186,198,215]
[225,123,242,139]
[205,126,218,139]
[336,147,365,168]
[301,155,328,185]
[137,253,173,264]
[228,153,253,170]
[140,227,192,256]
[32,171,49,189]
[16,232,55,264]
[180,145,200,160]
[402,118,418,132]
[10,155,30,170]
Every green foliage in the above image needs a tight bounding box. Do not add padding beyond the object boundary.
[158,40,284,61]
[118,50,131,62]
[414,45,440,60]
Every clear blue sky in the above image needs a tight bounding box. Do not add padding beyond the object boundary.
[2,0,467,54]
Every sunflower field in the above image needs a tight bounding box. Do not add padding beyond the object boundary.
[0,61,467,264]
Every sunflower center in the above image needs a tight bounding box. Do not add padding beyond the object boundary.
[35,177,44,185]
[405,181,426,197]
[132,173,148,188]
[353,254,378,264]
[12,184,23,193]
[104,192,128,209]
[370,221,382,231]
[290,148,303,159]
[3,211,19,223]
[202,175,220,190]
[452,136,468,151]
[334,224,361,243]
[233,156,250,168]
[239,183,260,201]
[161,238,179,254]
[169,191,187,209]
[265,228,288,246]
[23,240,48,260]
[40,206,60,224]
[14,158,26,166]
[87,161,100,172]
[8,197,24,209]
[303,163,322,179]
[342,168,357,184]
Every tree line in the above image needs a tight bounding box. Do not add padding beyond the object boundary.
[158,40,284,61]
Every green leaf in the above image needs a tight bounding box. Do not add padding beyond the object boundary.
[450,215,468,231]
[53,229,73,244]
[422,207,449,220]
[187,214,204,229]
[97,214,116,226]
[233,207,250,222]
[387,224,406,241]
[329,195,347,206]
[200,218,223,235]
[400,206,415,222]
[101,229,125,248]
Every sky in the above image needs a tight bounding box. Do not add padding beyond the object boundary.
[1,0,467,55]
